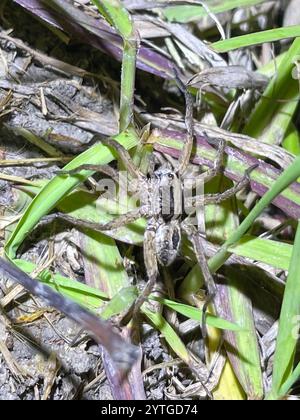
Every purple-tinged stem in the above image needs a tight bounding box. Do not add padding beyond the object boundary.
[148,128,300,220]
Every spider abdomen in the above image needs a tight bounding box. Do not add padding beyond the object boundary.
[155,220,181,267]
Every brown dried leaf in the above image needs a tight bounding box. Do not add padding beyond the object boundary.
[188,66,269,91]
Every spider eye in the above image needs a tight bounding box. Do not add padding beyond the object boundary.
[168,173,174,179]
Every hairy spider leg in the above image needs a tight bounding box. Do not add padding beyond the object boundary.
[133,219,159,318]
[173,68,195,177]
[192,164,258,207]
[42,207,146,232]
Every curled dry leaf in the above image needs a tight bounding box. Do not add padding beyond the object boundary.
[187,66,269,91]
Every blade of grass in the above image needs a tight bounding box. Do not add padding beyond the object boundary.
[101,286,137,320]
[215,268,264,399]
[283,123,300,156]
[244,38,300,145]
[12,127,64,158]
[5,129,139,260]
[228,235,292,271]
[91,0,138,131]
[267,221,300,399]
[279,361,300,398]
[91,0,133,38]
[142,308,191,365]
[213,362,246,400]
[79,221,145,400]
[13,259,108,310]
[163,0,268,23]
[151,297,243,331]
[208,154,300,275]
[12,185,146,245]
[202,175,245,400]
[213,28,300,53]
[61,194,145,245]
[149,129,300,220]
[56,189,134,297]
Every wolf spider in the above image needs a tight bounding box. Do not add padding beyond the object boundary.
[47,76,255,330]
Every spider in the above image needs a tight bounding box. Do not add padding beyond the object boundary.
[46,75,255,328]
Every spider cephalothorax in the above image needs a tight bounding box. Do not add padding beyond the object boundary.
[140,164,181,219]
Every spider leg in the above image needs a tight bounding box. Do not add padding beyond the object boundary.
[192,164,257,207]
[42,207,146,232]
[182,222,216,341]
[57,164,120,184]
[197,138,226,184]
[57,163,139,194]
[99,137,145,180]
[133,221,159,317]
[174,69,195,176]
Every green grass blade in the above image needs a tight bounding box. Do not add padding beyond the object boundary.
[208,154,300,276]
[279,361,300,398]
[91,0,137,131]
[202,176,247,399]
[118,40,138,131]
[179,154,300,294]
[213,28,300,53]
[244,38,300,144]
[78,229,130,296]
[142,308,190,364]
[283,124,300,156]
[58,190,134,296]
[163,0,267,23]
[228,235,292,271]
[59,190,145,245]
[205,176,263,398]
[92,0,133,39]
[11,185,145,246]
[268,221,300,399]
[151,297,243,331]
